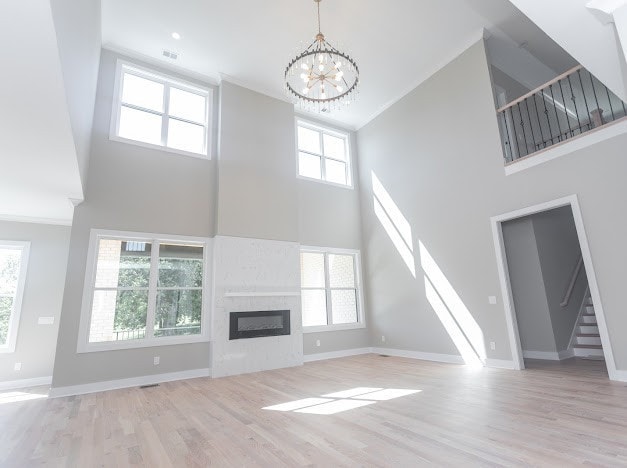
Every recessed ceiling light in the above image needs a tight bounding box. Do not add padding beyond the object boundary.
[171,32,181,40]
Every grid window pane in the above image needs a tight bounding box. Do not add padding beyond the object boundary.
[301,252,325,287]
[121,73,164,112]
[155,290,202,337]
[331,289,357,324]
[298,126,321,154]
[325,159,347,185]
[329,254,355,288]
[167,119,205,154]
[95,240,152,289]
[158,244,203,288]
[118,106,162,145]
[302,289,327,327]
[323,134,346,161]
[299,152,322,179]
[169,87,206,124]
[89,290,148,343]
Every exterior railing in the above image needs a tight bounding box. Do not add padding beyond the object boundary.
[497,65,627,163]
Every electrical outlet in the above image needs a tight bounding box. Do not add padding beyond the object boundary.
[316,339,321,347]
[381,335,386,343]
[488,296,497,305]
[153,356,160,365]
[14,362,21,371]
[490,341,496,350]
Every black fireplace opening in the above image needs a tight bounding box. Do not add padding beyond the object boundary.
[229,310,291,340]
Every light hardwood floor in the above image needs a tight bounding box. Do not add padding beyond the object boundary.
[1,355,627,467]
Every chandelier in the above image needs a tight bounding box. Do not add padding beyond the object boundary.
[284,0,359,113]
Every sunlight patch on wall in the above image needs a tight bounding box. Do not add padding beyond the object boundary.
[0,391,47,405]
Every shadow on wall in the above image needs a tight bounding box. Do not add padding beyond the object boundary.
[371,171,485,367]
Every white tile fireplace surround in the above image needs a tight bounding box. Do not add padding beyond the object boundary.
[211,236,303,378]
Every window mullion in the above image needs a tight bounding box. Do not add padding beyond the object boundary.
[145,241,160,340]
[161,86,170,147]
[324,253,332,326]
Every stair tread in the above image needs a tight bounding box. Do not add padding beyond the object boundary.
[577,333,600,337]
[574,344,603,349]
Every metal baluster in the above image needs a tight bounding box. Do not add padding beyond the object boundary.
[588,70,602,126]
[558,79,574,137]
[510,107,522,159]
[549,84,563,141]
[501,111,512,162]
[541,87,555,145]
[516,103,529,156]
[531,93,546,149]
[522,98,536,150]
[566,75,582,135]
[577,69,591,131]
[602,79,616,121]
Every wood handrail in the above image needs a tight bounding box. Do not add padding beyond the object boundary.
[561,254,584,308]
[496,65,584,113]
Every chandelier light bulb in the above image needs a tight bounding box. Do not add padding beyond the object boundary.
[336,85,344,92]
[303,87,309,94]
[301,63,309,70]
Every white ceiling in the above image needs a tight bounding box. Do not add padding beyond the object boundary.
[102,0,571,130]
[0,1,83,224]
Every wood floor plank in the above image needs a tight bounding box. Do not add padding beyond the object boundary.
[1,356,627,467]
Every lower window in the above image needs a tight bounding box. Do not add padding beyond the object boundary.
[0,242,30,353]
[79,230,208,352]
[300,247,364,331]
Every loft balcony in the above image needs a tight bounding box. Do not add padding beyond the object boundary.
[496,65,627,164]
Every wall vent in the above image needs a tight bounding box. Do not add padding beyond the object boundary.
[162,50,178,60]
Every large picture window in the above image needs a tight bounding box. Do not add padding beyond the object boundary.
[300,247,364,332]
[78,230,209,352]
[0,241,30,353]
[110,60,212,158]
[296,120,352,187]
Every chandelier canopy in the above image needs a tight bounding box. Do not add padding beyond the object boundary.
[284,0,359,113]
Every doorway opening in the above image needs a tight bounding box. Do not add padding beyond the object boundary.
[491,195,617,379]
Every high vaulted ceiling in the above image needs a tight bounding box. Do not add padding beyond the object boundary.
[102,0,572,130]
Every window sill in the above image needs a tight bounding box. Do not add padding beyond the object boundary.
[77,333,210,354]
[109,135,211,161]
[303,322,366,334]
[297,174,354,190]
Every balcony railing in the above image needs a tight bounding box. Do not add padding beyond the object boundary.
[497,65,627,163]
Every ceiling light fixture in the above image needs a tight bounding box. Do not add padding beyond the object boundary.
[171,32,181,40]
[284,0,359,113]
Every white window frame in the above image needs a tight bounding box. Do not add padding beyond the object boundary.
[300,246,365,333]
[110,59,213,160]
[295,119,353,189]
[0,241,30,353]
[77,229,212,353]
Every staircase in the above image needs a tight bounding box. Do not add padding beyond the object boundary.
[571,293,604,359]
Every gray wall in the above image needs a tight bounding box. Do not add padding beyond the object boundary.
[490,65,530,104]
[502,217,556,353]
[52,50,218,388]
[356,39,627,370]
[533,206,585,351]
[0,221,70,382]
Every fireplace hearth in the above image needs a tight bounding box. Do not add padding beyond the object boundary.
[229,310,291,340]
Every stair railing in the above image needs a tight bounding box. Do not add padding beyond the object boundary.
[496,65,627,163]
[561,254,584,307]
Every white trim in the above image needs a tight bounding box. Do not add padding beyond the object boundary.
[505,119,627,176]
[303,347,372,362]
[48,368,211,398]
[0,241,30,353]
[490,195,618,380]
[568,286,590,351]
[0,214,73,226]
[77,229,212,354]
[484,359,518,369]
[300,246,366,332]
[613,369,627,382]
[295,119,354,189]
[110,59,213,160]
[223,291,300,298]
[371,347,465,365]
[0,376,52,391]
[523,350,559,360]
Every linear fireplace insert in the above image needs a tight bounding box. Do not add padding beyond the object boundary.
[229,310,291,340]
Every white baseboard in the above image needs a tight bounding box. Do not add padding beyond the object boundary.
[303,347,372,363]
[371,347,465,365]
[0,376,52,391]
[523,350,574,361]
[49,368,211,398]
[612,369,627,382]
[484,359,518,369]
